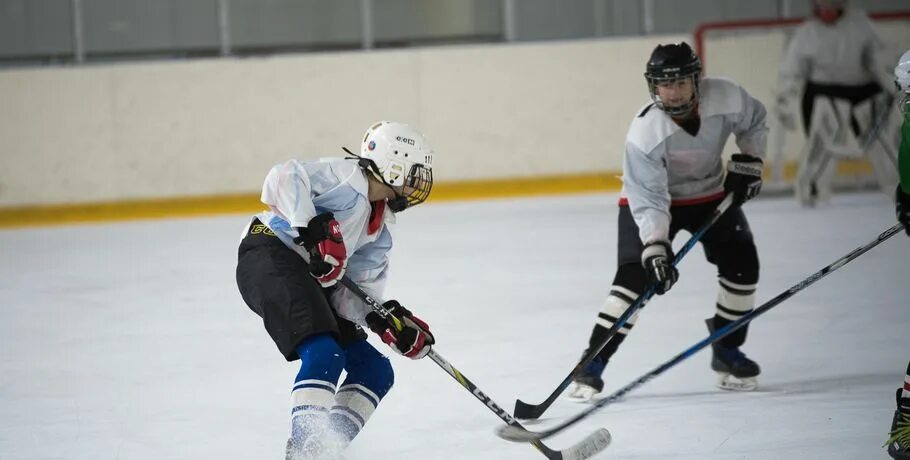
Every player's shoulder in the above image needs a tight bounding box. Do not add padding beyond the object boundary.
[700,77,747,116]
[844,8,874,26]
[844,9,879,36]
[626,102,675,154]
[290,157,366,195]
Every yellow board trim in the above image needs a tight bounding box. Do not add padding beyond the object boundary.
[0,158,877,229]
[0,172,624,229]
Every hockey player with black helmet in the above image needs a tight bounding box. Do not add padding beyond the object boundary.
[235,121,436,459]
[567,42,769,400]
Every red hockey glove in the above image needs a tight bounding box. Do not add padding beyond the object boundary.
[641,241,678,295]
[724,153,764,206]
[366,300,435,359]
[295,213,347,287]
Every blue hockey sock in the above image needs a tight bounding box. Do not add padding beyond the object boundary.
[289,334,345,445]
[329,339,394,442]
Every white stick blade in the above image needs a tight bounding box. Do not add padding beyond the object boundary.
[495,424,542,442]
[561,428,612,460]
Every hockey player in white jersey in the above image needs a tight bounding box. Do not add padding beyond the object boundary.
[568,42,768,400]
[235,121,435,459]
[776,0,893,205]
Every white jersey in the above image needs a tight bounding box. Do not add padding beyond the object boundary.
[245,157,396,326]
[777,9,886,94]
[621,77,768,245]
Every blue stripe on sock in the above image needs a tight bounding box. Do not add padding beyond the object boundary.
[292,381,336,393]
[336,386,379,408]
[329,412,361,441]
[291,405,329,415]
[330,404,365,426]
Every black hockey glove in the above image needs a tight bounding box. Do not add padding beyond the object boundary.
[294,213,347,287]
[897,185,910,236]
[724,153,764,206]
[641,241,678,295]
[366,300,435,360]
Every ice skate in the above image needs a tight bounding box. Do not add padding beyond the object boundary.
[886,389,910,460]
[566,354,606,402]
[286,413,347,460]
[705,319,760,391]
[286,436,345,460]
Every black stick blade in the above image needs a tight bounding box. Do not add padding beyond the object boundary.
[514,398,547,420]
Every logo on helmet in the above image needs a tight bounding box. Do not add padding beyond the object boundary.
[368,141,376,151]
[395,136,416,146]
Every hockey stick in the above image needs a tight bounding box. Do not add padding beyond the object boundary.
[338,276,612,460]
[499,222,905,442]
[513,193,735,420]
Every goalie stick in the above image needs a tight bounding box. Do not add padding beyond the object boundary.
[499,222,904,442]
[338,276,612,460]
[513,193,734,420]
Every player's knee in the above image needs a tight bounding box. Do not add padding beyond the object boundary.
[344,340,394,399]
[614,263,648,294]
[595,263,646,330]
[717,240,760,285]
[713,241,759,318]
[294,333,345,383]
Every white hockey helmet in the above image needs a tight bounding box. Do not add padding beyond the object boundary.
[359,121,434,211]
[896,50,910,117]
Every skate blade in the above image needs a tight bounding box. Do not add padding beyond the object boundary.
[565,383,599,403]
[715,373,758,392]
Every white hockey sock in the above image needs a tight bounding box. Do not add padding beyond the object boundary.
[595,286,643,335]
[715,277,756,321]
[289,379,336,443]
[329,383,381,443]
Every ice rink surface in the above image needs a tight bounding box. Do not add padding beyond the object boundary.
[1,191,908,460]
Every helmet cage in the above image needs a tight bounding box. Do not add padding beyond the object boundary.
[645,70,701,117]
[402,163,433,208]
[351,151,433,212]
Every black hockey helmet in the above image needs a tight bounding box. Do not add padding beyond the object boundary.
[644,42,702,116]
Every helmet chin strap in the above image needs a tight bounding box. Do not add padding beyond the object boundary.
[386,196,410,212]
[342,146,411,212]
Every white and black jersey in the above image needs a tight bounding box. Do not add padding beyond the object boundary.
[620,77,768,245]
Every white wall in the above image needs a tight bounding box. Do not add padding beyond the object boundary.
[0,35,687,207]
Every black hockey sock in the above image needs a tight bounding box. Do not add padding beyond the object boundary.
[586,327,628,363]
[713,315,748,349]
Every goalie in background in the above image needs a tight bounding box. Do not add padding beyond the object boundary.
[884,49,910,460]
[775,0,896,206]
